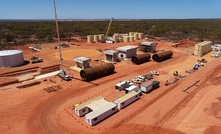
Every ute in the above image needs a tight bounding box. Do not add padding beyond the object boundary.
[30,56,43,64]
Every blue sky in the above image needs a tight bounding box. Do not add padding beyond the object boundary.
[0,0,221,19]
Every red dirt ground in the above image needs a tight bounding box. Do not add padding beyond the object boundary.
[0,38,221,134]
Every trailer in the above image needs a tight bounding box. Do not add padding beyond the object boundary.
[140,82,153,93]
[85,102,117,126]
[114,91,139,109]
[74,96,103,117]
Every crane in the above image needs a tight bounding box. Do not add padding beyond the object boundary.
[101,17,114,43]
[105,17,114,39]
[53,0,71,81]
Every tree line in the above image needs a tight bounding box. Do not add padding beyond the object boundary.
[1,19,221,49]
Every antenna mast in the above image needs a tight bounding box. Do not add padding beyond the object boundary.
[53,0,63,70]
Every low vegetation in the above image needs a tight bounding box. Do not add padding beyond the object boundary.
[1,19,221,49]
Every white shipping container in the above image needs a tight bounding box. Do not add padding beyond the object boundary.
[140,82,153,93]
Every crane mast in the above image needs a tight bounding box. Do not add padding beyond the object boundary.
[53,0,71,81]
[105,17,114,39]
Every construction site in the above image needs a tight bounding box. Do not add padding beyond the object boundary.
[1,2,221,134]
[0,32,221,134]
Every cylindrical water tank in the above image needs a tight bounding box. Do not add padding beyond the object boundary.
[130,36,134,42]
[113,35,118,43]
[138,33,144,40]
[98,34,104,40]
[134,32,139,40]
[124,36,129,42]
[87,35,93,43]
[129,32,134,37]
[0,50,24,68]
[93,35,99,42]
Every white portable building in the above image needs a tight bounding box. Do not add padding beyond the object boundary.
[74,96,103,117]
[104,50,119,62]
[85,102,117,126]
[116,46,137,59]
[140,82,153,93]
[73,56,91,69]
[114,91,139,109]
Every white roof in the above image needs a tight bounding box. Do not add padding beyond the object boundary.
[126,85,137,91]
[104,50,118,55]
[140,42,157,46]
[75,96,103,111]
[141,82,152,87]
[116,46,137,52]
[0,50,23,56]
[115,81,126,87]
[214,44,221,47]
[73,56,91,63]
[85,102,117,119]
[115,91,138,103]
[86,98,110,111]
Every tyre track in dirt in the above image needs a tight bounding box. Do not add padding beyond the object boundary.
[156,61,221,126]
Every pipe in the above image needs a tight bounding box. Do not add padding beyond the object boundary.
[80,63,115,81]
[152,50,173,62]
[131,53,151,64]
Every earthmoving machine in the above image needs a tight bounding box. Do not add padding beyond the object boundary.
[198,58,207,63]
[30,56,43,64]
[53,0,71,81]
[165,80,171,86]
[173,71,179,76]
[100,17,114,43]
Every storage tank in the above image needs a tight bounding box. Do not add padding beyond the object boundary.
[134,32,139,40]
[130,36,134,42]
[124,36,130,42]
[138,33,144,40]
[113,35,118,43]
[98,34,104,40]
[129,32,134,37]
[93,35,99,42]
[80,63,115,81]
[152,50,173,62]
[0,50,24,68]
[87,35,93,43]
[131,53,151,64]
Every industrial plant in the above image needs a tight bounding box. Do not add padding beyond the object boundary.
[1,1,221,134]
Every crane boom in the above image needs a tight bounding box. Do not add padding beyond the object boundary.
[105,17,114,39]
[53,0,63,70]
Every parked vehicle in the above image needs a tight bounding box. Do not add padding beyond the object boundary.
[150,71,159,76]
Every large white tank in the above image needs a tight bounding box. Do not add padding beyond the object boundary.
[124,36,130,42]
[129,32,134,37]
[138,33,144,40]
[93,35,99,42]
[98,34,104,40]
[134,32,139,40]
[113,35,118,43]
[0,50,24,68]
[130,36,134,42]
[87,35,93,43]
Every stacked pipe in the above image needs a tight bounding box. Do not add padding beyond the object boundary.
[131,53,151,64]
[80,63,115,81]
[152,50,173,62]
